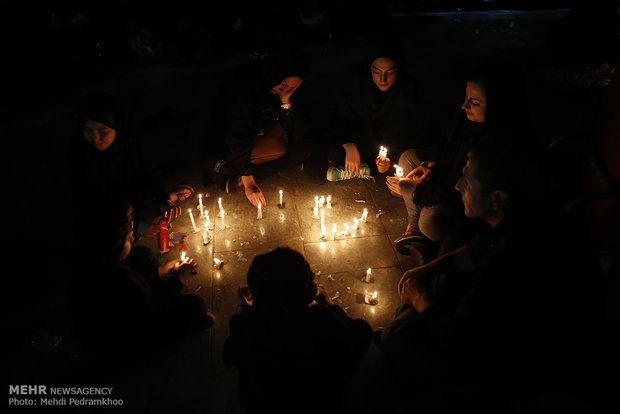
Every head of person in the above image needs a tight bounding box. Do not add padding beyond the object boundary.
[77,92,122,151]
[461,59,527,125]
[247,247,317,313]
[455,136,534,226]
[261,45,308,95]
[371,56,399,91]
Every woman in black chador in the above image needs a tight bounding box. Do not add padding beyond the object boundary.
[322,38,428,182]
[67,91,193,239]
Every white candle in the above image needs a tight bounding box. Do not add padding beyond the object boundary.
[257,203,263,219]
[220,209,225,229]
[352,217,359,230]
[365,268,372,283]
[394,165,404,177]
[379,146,387,161]
[180,251,186,261]
[205,210,213,229]
[319,195,325,208]
[202,222,210,245]
[361,208,368,222]
[326,195,332,209]
[189,209,198,232]
[312,205,319,219]
[279,190,283,207]
[331,223,337,240]
[218,197,223,213]
[344,223,350,236]
[198,194,204,217]
[213,257,223,269]
[314,196,319,209]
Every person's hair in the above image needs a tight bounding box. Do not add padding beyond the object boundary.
[247,247,317,312]
[468,134,542,208]
[76,91,123,131]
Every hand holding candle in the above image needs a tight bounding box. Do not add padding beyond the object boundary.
[394,165,404,177]
[378,146,387,161]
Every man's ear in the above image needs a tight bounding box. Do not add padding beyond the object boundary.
[491,190,509,212]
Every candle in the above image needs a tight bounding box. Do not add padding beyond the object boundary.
[220,209,225,229]
[361,208,368,223]
[202,222,211,245]
[257,203,263,219]
[198,194,204,217]
[279,190,283,207]
[213,257,223,269]
[180,251,186,261]
[378,146,387,161]
[314,196,319,209]
[218,197,223,213]
[364,268,372,283]
[331,223,337,240]
[319,195,325,208]
[189,209,198,232]
[394,165,404,177]
[312,205,319,219]
[326,195,332,209]
[352,217,359,230]
[365,291,378,305]
[344,223,350,236]
[205,210,213,229]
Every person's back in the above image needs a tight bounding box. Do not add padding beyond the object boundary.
[223,247,371,414]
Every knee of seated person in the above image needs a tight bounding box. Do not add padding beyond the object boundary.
[398,148,421,173]
[419,206,459,242]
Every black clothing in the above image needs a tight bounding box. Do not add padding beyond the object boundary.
[206,56,311,183]
[69,246,210,364]
[323,68,425,165]
[223,303,371,414]
[414,111,486,209]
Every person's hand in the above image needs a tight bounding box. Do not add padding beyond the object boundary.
[386,176,417,197]
[171,257,198,282]
[238,285,253,308]
[399,276,431,312]
[159,258,180,277]
[270,77,303,104]
[314,283,335,306]
[343,143,361,175]
[408,164,433,183]
[241,175,267,207]
[375,156,391,173]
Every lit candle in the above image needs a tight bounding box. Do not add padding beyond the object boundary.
[361,208,368,223]
[364,268,372,283]
[189,209,198,232]
[218,197,223,213]
[320,209,325,229]
[257,203,263,219]
[198,194,204,217]
[213,257,223,269]
[378,146,387,161]
[331,223,337,240]
[314,196,319,209]
[344,223,350,236]
[352,217,359,230]
[394,165,404,177]
[319,195,325,208]
[326,195,332,209]
[365,291,378,305]
[279,190,283,207]
[180,251,186,261]
[312,205,319,219]
[220,209,225,229]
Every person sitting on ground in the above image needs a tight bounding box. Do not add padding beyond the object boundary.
[387,60,535,259]
[68,199,215,370]
[380,137,606,412]
[205,47,313,207]
[322,37,427,182]
[223,247,372,414]
[66,91,194,240]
